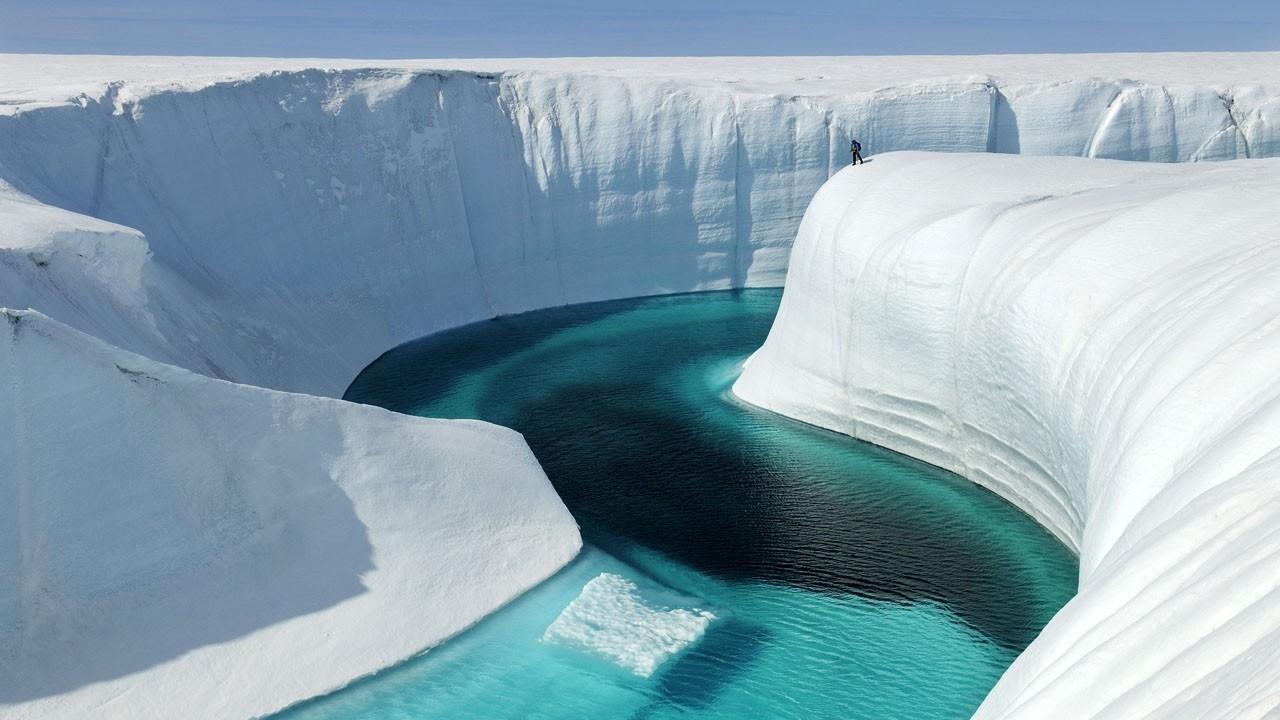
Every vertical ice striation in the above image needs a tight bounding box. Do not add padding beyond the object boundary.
[734,152,1280,719]
[1,58,1278,396]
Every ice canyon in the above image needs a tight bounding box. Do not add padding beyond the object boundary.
[2,53,1279,718]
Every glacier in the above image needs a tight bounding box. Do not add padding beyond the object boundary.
[735,152,1280,718]
[1,53,1279,718]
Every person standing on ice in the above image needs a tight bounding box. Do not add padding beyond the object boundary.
[850,138,864,165]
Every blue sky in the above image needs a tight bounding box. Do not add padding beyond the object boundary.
[2,0,1278,57]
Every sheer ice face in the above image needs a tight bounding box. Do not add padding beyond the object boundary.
[734,152,1280,718]
[542,573,716,677]
[1,55,1278,397]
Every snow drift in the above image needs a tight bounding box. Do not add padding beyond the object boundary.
[1,308,581,719]
[735,152,1280,718]
[2,54,1280,718]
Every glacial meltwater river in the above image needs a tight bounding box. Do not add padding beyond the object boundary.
[276,289,1076,720]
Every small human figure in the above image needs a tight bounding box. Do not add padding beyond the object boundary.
[850,139,864,165]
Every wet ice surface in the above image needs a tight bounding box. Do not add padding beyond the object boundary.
[279,289,1077,720]
[541,572,716,678]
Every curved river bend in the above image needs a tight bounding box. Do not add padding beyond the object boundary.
[278,289,1076,720]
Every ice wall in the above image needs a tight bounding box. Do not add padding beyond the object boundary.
[1,63,1278,396]
[734,152,1280,718]
[1,308,581,720]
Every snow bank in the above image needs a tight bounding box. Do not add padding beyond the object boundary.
[734,152,1280,718]
[0,309,581,719]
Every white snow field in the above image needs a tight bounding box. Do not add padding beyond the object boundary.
[0,53,1279,718]
[735,152,1280,718]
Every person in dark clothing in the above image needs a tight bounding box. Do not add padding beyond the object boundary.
[850,139,864,165]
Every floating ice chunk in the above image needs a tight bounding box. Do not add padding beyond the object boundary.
[542,573,716,677]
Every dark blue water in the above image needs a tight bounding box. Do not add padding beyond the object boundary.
[277,289,1076,720]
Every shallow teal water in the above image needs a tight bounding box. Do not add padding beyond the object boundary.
[278,290,1076,720]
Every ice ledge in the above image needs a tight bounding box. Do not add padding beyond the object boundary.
[0,309,582,720]
[734,152,1280,718]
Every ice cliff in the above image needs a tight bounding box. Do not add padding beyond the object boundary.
[2,54,1278,396]
[1,54,1279,718]
[735,152,1280,718]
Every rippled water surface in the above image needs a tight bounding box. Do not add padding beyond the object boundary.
[280,290,1076,720]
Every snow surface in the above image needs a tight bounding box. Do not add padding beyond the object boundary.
[542,572,716,678]
[734,152,1280,719]
[0,308,581,719]
[3,53,1280,113]
[2,54,1279,718]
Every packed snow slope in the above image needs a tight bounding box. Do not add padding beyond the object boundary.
[1,54,1278,396]
[735,152,1280,719]
[0,308,581,720]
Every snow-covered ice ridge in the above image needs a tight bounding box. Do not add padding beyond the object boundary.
[1,54,1278,718]
[2,309,581,719]
[735,152,1280,718]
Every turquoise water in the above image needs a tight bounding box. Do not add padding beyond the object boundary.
[279,290,1076,720]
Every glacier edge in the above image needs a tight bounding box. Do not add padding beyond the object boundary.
[734,151,1280,719]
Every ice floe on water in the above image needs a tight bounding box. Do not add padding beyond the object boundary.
[543,573,717,677]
